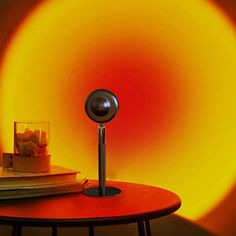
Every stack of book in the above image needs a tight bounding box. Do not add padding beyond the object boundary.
[0,165,86,199]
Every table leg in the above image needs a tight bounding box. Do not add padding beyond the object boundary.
[137,221,145,236]
[145,220,152,236]
[11,225,22,236]
[52,226,57,236]
[89,226,94,236]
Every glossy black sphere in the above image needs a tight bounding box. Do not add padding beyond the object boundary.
[90,97,110,117]
[85,89,119,123]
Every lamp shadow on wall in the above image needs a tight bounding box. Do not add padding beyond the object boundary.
[198,182,236,236]
[95,215,217,236]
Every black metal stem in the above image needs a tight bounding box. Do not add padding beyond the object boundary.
[83,123,121,197]
[89,226,94,236]
[137,221,145,236]
[98,124,106,196]
[11,225,21,236]
[52,226,57,236]
[145,220,152,236]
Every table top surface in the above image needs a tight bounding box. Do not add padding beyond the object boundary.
[0,181,181,226]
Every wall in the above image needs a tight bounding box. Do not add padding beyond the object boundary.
[0,0,235,235]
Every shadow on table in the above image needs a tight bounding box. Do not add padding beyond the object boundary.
[0,214,218,236]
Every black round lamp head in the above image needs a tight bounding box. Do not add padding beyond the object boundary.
[85,89,119,123]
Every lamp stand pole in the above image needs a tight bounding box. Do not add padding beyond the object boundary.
[83,124,121,197]
[98,123,106,196]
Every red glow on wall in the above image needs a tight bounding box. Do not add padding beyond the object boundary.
[63,39,184,155]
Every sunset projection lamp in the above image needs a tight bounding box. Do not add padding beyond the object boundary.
[84,89,121,197]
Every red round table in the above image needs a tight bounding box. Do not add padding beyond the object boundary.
[0,181,181,236]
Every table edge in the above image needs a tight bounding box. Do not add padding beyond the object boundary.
[0,201,181,227]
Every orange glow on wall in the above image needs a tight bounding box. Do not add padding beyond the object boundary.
[0,0,236,222]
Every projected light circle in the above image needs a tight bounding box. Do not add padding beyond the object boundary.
[1,0,236,220]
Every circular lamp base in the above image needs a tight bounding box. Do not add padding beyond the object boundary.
[83,186,121,197]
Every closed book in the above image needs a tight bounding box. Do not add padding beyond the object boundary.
[0,165,80,187]
[0,181,85,199]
